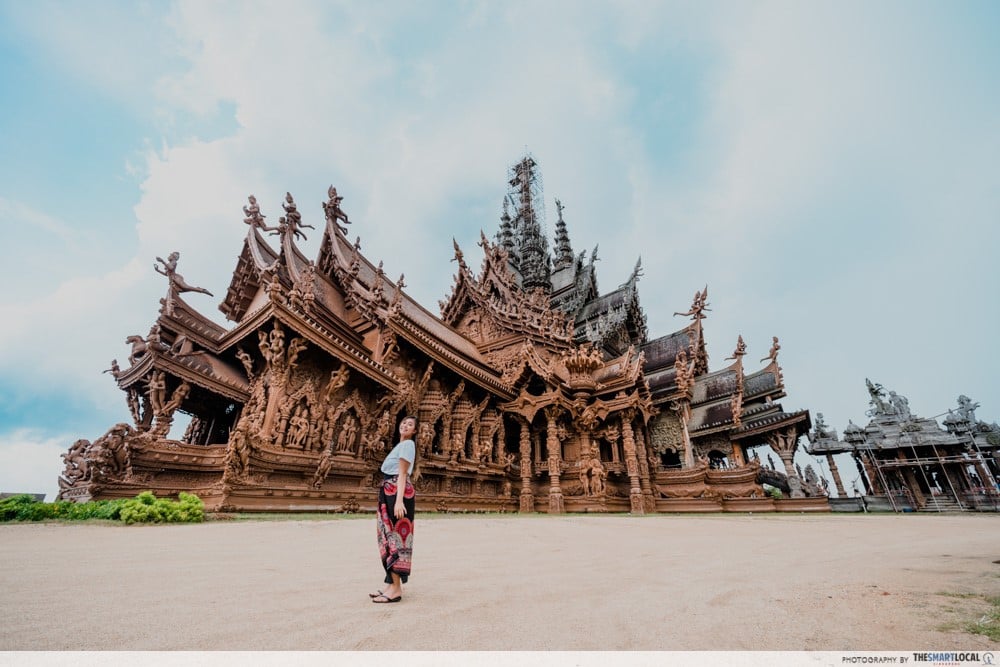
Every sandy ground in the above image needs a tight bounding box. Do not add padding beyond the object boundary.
[1,512,998,651]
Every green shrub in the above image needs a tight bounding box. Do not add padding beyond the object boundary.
[119,491,204,524]
[0,492,199,524]
[0,494,44,521]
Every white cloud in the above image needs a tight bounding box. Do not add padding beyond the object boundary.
[0,429,69,502]
[1,2,178,114]
[0,256,154,411]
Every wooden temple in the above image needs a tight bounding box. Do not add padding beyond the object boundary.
[58,156,828,513]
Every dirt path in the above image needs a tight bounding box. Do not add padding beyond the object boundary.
[1,513,998,650]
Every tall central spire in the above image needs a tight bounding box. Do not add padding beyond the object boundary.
[508,155,551,292]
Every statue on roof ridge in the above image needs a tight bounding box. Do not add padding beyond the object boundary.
[674,286,710,321]
[725,335,747,361]
[865,378,890,416]
[243,194,275,231]
[888,391,911,420]
[956,395,980,424]
[323,185,351,235]
[102,359,121,379]
[277,192,314,242]
[760,336,780,364]
[155,252,214,297]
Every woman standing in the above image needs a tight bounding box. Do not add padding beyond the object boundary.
[370,415,418,603]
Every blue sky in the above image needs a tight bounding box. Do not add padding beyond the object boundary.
[1,1,997,500]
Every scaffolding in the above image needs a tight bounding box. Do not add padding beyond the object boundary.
[859,426,998,513]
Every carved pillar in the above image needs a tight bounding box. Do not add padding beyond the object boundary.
[899,456,925,508]
[638,427,656,513]
[778,454,803,498]
[859,452,882,494]
[767,427,804,498]
[518,417,534,512]
[544,407,565,514]
[262,376,285,444]
[678,402,694,468]
[730,442,746,467]
[578,430,593,461]
[152,415,174,438]
[620,410,644,514]
[140,394,154,431]
[971,456,997,494]
[825,453,847,497]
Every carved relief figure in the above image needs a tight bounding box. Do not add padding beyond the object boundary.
[416,422,435,457]
[312,445,335,488]
[337,415,359,454]
[147,371,167,415]
[226,422,251,479]
[577,456,606,496]
[61,439,92,483]
[287,404,310,449]
[236,347,254,379]
[163,382,190,415]
[127,388,143,426]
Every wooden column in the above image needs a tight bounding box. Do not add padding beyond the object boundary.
[860,452,882,494]
[637,427,656,513]
[621,410,644,515]
[778,453,803,498]
[730,442,746,467]
[767,427,804,498]
[675,401,694,467]
[518,418,534,512]
[545,407,565,514]
[825,453,847,497]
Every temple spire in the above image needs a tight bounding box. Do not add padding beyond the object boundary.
[509,156,551,292]
[553,198,574,269]
[498,198,515,253]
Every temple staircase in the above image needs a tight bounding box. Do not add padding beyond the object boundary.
[918,495,966,513]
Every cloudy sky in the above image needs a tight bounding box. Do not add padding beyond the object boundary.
[1,1,997,500]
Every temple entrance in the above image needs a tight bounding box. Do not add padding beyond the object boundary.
[708,450,729,469]
[659,448,681,469]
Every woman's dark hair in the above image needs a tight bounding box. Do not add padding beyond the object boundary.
[402,415,420,481]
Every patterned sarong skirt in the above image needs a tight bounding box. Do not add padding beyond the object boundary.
[377,475,415,584]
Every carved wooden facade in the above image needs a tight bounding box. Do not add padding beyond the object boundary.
[59,157,823,513]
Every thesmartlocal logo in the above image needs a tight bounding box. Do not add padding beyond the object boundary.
[912,653,991,666]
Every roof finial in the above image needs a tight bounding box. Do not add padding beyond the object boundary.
[277,192,314,242]
[323,185,351,235]
[760,336,780,364]
[673,285,710,321]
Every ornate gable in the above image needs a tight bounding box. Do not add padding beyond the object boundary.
[440,233,574,352]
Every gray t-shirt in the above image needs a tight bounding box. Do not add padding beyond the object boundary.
[381,439,416,476]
